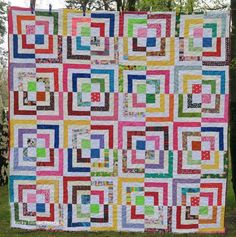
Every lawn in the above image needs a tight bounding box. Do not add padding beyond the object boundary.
[0,169,235,237]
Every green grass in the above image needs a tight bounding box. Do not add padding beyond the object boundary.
[0,169,235,237]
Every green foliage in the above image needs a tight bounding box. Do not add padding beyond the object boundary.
[137,0,173,11]
[0,48,7,67]
[137,0,229,13]
[0,0,8,67]
[0,106,8,186]
[65,0,217,12]
[65,0,116,10]
[0,74,8,113]
[231,58,236,69]
[65,0,88,10]
[201,0,229,10]
[65,0,230,13]
[0,77,8,185]
[65,0,138,11]
[0,0,7,42]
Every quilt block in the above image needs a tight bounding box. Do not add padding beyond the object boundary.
[8,7,230,233]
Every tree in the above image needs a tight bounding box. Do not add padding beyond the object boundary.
[66,0,90,10]
[0,69,8,112]
[137,0,229,13]
[116,0,138,11]
[0,0,7,67]
[65,0,116,10]
[0,110,8,186]
[65,0,138,11]
[0,0,7,41]
[126,0,136,11]
[137,0,173,11]
[0,0,8,183]
[0,48,7,67]
[200,0,229,10]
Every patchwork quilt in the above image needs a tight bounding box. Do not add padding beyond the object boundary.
[8,7,230,233]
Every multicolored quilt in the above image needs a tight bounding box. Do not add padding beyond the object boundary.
[8,7,230,233]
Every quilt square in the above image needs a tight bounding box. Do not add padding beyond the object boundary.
[177,12,230,66]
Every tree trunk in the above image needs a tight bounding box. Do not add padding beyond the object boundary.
[116,0,123,11]
[103,0,109,10]
[230,0,236,199]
